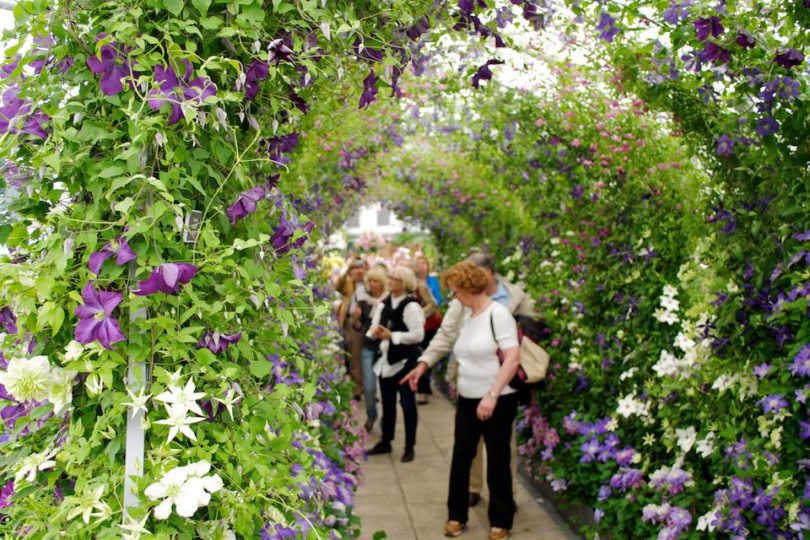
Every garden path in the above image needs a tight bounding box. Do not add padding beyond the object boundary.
[355,394,578,540]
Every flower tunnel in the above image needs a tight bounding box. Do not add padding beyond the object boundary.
[0,0,807,538]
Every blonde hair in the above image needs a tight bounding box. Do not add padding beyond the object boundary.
[443,261,489,295]
[364,267,388,291]
[388,266,418,293]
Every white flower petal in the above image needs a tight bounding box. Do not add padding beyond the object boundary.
[154,498,174,520]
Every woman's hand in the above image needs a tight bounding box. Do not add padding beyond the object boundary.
[476,395,497,421]
[375,325,392,340]
[400,362,428,391]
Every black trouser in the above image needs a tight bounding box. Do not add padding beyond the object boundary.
[417,327,438,395]
[379,361,418,449]
[448,394,518,529]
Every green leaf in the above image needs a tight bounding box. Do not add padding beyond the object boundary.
[114,197,135,215]
[249,359,272,378]
[191,0,211,14]
[38,302,65,336]
[164,0,184,15]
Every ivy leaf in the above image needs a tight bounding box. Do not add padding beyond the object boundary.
[164,0,184,16]
[191,0,210,15]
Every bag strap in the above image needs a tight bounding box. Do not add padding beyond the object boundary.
[489,309,505,364]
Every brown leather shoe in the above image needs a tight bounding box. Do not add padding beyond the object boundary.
[443,520,466,537]
[488,527,509,540]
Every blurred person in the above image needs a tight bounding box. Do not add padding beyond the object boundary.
[412,255,443,404]
[335,257,368,398]
[366,266,425,463]
[405,261,520,540]
[352,266,388,432]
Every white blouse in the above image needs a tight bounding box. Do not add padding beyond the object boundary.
[366,294,425,378]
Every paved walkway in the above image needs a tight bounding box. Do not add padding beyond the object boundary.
[355,394,579,540]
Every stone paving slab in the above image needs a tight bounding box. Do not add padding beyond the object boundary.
[355,394,579,540]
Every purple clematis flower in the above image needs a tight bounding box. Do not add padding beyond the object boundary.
[790,345,810,377]
[703,42,732,64]
[196,330,242,354]
[471,59,504,88]
[694,17,724,41]
[0,480,13,509]
[663,1,692,24]
[759,394,788,414]
[147,60,216,125]
[716,134,734,156]
[775,48,805,69]
[756,116,779,137]
[133,263,197,295]
[86,36,133,96]
[735,32,756,49]
[88,237,137,274]
[406,16,431,40]
[74,281,125,349]
[596,13,620,42]
[800,420,810,440]
[753,363,770,379]
[227,187,265,225]
[0,89,50,139]
[358,69,378,108]
[0,306,17,335]
[244,59,269,100]
[794,230,810,241]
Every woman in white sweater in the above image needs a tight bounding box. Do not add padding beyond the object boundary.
[403,261,520,540]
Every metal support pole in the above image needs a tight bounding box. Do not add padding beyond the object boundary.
[123,262,147,515]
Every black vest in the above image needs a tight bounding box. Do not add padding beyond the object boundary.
[379,295,421,365]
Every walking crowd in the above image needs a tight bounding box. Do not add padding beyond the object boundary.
[331,243,540,540]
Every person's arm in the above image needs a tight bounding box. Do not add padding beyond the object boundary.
[365,303,383,339]
[401,299,465,389]
[389,301,425,345]
[476,307,519,421]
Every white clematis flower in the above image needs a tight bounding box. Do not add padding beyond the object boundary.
[675,426,697,453]
[15,448,57,483]
[0,356,53,402]
[124,386,152,419]
[66,485,110,525]
[145,461,223,520]
[63,340,85,362]
[156,403,205,443]
[48,367,77,414]
[155,379,205,416]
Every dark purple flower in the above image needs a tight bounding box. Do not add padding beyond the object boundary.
[133,263,197,295]
[0,56,19,79]
[0,89,50,140]
[406,16,431,40]
[662,1,691,24]
[753,363,770,379]
[270,209,315,255]
[759,394,788,414]
[267,36,295,65]
[147,60,216,125]
[735,32,756,49]
[458,0,475,15]
[358,69,378,108]
[0,480,13,509]
[716,134,734,156]
[703,42,732,64]
[800,420,810,440]
[196,330,242,354]
[74,281,125,349]
[790,345,810,377]
[570,184,585,199]
[244,59,269,99]
[471,58,504,88]
[755,116,779,137]
[88,237,137,274]
[226,186,265,225]
[596,13,620,42]
[694,17,724,41]
[265,132,298,166]
[0,307,16,335]
[86,36,134,96]
[775,48,805,69]
[794,230,810,241]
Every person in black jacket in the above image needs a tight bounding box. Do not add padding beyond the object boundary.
[365,266,425,463]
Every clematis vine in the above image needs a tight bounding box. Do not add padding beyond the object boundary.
[596,13,620,42]
[775,48,805,69]
[15,448,57,483]
[74,281,125,349]
[133,263,197,295]
[270,209,315,255]
[88,236,136,274]
[694,17,724,41]
[86,36,134,96]
[243,59,269,99]
[196,331,242,354]
[148,60,217,125]
[226,187,265,225]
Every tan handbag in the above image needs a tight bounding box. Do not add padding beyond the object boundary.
[491,311,550,388]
